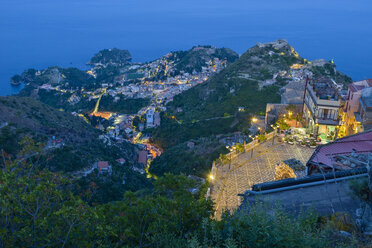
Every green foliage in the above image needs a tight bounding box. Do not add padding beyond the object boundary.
[173,46,238,73]
[349,178,370,204]
[235,143,244,153]
[151,113,235,149]
[150,137,226,177]
[99,95,150,114]
[89,48,132,64]
[276,118,290,130]
[0,142,366,247]
[257,134,267,142]
[60,67,95,87]
[286,104,297,113]
[0,126,19,155]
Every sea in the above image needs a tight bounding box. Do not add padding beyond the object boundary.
[1,0,372,96]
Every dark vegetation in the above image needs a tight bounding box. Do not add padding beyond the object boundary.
[0,96,147,203]
[150,137,227,177]
[99,96,150,114]
[0,144,368,247]
[89,48,132,65]
[173,46,239,73]
[311,63,353,87]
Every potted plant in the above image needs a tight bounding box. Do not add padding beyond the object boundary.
[301,140,307,147]
[309,140,317,148]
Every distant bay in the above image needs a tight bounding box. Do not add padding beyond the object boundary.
[1,0,372,96]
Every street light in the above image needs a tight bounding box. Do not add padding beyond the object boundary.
[226,145,233,170]
[251,117,258,123]
[209,174,214,180]
[250,136,257,158]
[271,124,276,145]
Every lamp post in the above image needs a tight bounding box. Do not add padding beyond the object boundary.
[249,135,257,158]
[271,124,276,145]
[226,146,233,170]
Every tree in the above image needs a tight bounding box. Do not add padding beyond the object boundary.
[235,143,244,153]
[257,134,267,142]
[276,118,290,130]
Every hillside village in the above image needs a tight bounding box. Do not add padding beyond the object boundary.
[3,40,372,239]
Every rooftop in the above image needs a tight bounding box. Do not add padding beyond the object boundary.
[310,79,339,100]
[240,177,362,218]
[307,130,372,174]
[98,161,109,170]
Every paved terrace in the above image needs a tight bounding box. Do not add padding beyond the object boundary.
[210,138,314,217]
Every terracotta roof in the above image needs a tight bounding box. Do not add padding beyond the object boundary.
[98,161,109,170]
[307,130,372,169]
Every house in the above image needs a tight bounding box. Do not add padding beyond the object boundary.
[359,87,372,132]
[138,150,148,165]
[343,79,372,135]
[187,142,195,149]
[306,130,372,175]
[116,158,126,165]
[146,109,155,128]
[97,161,112,174]
[303,78,342,139]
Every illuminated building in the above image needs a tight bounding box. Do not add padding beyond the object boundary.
[343,79,372,135]
[302,79,342,139]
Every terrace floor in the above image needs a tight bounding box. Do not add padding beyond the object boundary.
[210,139,314,218]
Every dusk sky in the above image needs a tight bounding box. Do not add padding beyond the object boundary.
[1,0,372,94]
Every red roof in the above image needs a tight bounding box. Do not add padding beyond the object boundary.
[98,161,109,170]
[307,130,372,169]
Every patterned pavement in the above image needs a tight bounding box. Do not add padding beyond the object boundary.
[211,140,314,217]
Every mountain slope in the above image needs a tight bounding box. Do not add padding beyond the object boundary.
[150,40,352,176]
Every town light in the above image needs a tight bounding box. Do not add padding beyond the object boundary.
[251,117,258,123]
[209,174,214,180]
[288,111,292,118]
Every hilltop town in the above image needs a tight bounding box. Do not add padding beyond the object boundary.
[3,40,372,242]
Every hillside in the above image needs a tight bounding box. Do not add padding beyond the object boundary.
[172,45,239,73]
[150,40,352,176]
[0,96,150,202]
[89,48,132,65]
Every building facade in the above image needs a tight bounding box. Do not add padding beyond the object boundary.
[303,80,342,139]
[343,79,372,135]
